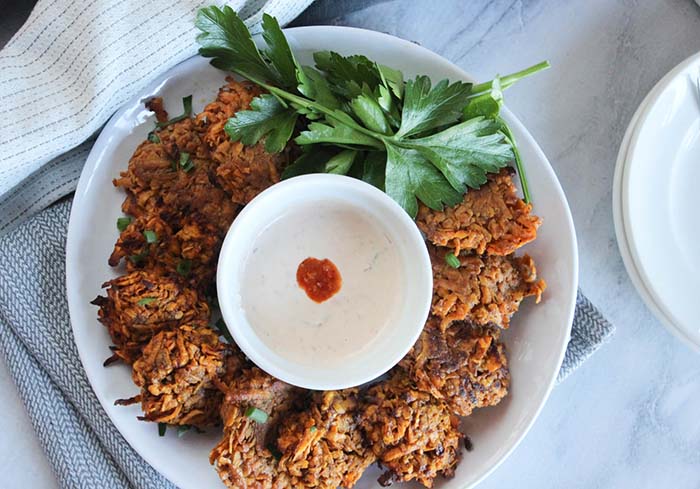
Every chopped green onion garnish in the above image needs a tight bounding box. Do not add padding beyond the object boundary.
[245,406,269,424]
[310,426,317,433]
[158,423,167,436]
[215,318,234,343]
[156,95,193,128]
[137,297,157,306]
[177,259,192,277]
[147,131,161,143]
[116,216,132,232]
[143,230,158,244]
[129,250,148,265]
[445,252,460,269]
[179,152,194,172]
[177,425,191,438]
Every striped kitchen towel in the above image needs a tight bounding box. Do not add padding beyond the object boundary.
[0,0,313,235]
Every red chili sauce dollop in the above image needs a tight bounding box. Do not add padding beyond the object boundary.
[296,257,342,303]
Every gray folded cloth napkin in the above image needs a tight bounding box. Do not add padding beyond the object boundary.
[0,1,614,488]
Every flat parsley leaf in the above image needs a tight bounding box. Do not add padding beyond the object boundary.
[296,66,341,111]
[376,84,401,129]
[295,118,383,149]
[313,51,382,98]
[385,144,462,218]
[324,149,357,175]
[359,151,386,190]
[402,117,513,192]
[397,76,473,138]
[196,6,277,85]
[224,94,297,153]
[260,14,299,89]
[350,94,391,135]
[463,76,503,119]
[282,147,337,179]
[378,64,404,100]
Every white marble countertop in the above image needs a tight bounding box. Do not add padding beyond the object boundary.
[2,0,700,487]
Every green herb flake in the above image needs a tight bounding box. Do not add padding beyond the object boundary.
[245,406,269,424]
[158,423,167,437]
[143,230,158,244]
[445,252,460,269]
[137,297,157,306]
[155,95,193,128]
[179,152,194,172]
[176,259,192,277]
[129,250,148,265]
[310,426,317,433]
[116,217,132,232]
[147,131,161,143]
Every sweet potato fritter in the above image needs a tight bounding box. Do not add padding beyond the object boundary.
[116,325,228,427]
[276,390,375,489]
[430,244,546,329]
[400,318,509,416]
[91,271,209,364]
[196,78,292,205]
[416,168,541,256]
[114,132,238,235]
[109,213,221,291]
[360,373,463,488]
[211,366,307,489]
[112,126,238,291]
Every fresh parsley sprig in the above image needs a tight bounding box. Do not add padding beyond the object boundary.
[195,6,549,215]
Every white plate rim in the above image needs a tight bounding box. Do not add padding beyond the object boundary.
[614,50,700,352]
[65,25,579,489]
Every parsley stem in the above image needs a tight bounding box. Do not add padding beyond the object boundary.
[470,61,550,98]
[221,64,386,146]
[497,116,531,204]
[261,83,384,142]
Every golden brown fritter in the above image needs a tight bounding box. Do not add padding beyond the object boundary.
[400,318,509,416]
[114,97,239,233]
[196,78,292,205]
[360,373,463,488]
[196,78,263,149]
[109,213,221,292]
[113,135,238,235]
[416,168,541,256]
[109,214,175,268]
[114,140,179,219]
[111,113,238,292]
[211,366,307,489]
[91,271,210,365]
[145,97,169,124]
[116,325,228,427]
[430,244,546,329]
[276,390,375,488]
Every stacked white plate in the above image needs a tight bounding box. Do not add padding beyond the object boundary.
[613,51,700,352]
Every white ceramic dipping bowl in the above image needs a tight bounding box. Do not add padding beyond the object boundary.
[217,174,432,390]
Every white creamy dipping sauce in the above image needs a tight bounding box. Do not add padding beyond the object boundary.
[240,201,405,368]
